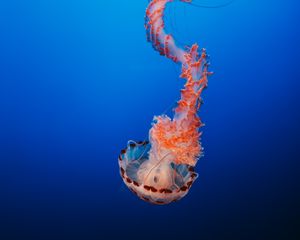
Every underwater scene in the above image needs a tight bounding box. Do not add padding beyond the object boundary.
[0,0,299,239]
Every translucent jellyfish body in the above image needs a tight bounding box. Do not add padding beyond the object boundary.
[118,141,198,205]
[118,0,211,204]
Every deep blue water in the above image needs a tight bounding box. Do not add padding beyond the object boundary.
[1,0,300,239]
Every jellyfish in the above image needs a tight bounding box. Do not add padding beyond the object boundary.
[118,0,212,205]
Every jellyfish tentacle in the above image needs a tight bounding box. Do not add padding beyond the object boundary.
[183,0,235,9]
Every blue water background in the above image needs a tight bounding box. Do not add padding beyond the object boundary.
[0,0,299,239]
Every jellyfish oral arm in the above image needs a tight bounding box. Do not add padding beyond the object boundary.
[145,0,211,166]
[145,0,187,63]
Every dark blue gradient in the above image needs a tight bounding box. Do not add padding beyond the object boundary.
[0,0,299,239]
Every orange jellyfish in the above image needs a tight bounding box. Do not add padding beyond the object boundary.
[118,0,212,205]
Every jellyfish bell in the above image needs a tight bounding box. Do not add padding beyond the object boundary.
[118,141,198,205]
